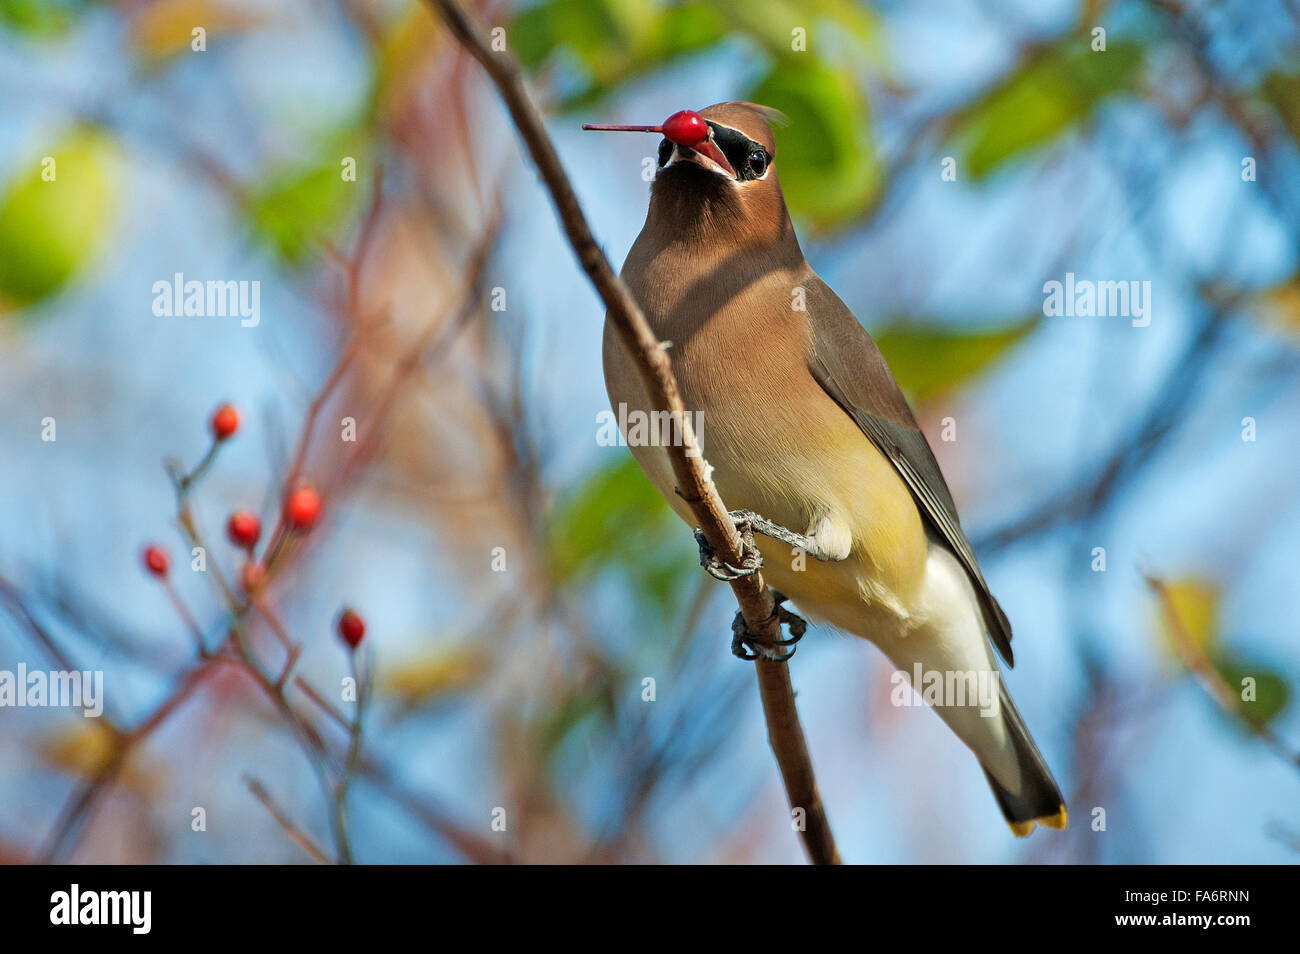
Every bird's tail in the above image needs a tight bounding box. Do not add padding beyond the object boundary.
[984,681,1068,837]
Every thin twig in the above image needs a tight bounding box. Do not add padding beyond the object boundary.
[1145,574,1300,773]
[422,0,840,864]
[244,775,333,864]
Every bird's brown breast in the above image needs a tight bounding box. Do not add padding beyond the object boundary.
[604,247,929,612]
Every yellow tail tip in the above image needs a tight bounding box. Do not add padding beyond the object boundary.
[1041,806,1068,830]
[1007,806,1068,837]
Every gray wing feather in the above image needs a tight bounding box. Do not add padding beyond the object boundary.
[804,278,1015,666]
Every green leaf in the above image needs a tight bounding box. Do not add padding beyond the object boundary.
[538,684,615,759]
[1260,72,1300,145]
[953,40,1144,181]
[0,0,82,37]
[719,0,882,62]
[546,455,692,614]
[0,127,119,312]
[748,58,879,228]
[245,153,362,264]
[1210,655,1290,731]
[873,320,1035,403]
[511,0,725,109]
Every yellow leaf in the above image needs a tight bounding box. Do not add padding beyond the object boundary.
[380,648,490,707]
[1155,578,1218,661]
[131,0,258,61]
[41,721,124,778]
[1248,277,1300,339]
[375,1,443,116]
[41,721,162,795]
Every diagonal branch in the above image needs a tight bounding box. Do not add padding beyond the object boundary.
[1145,574,1300,773]
[244,775,333,865]
[422,0,840,864]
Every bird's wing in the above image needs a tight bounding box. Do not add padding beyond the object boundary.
[804,277,1015,666]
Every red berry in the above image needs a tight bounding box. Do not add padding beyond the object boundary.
[226,510,261,549]
[285,484,322,529]
[211,403,239,440]
[337,608,365,649]
[662,110,708,147]
[143,544,170,577]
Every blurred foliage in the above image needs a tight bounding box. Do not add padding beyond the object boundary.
[512,0,728,108]
[1157,578,1218,657]
[951,40,1145,181]
[511,0,882,227]
[751,58,878,227]
[372,1,444,113]
[245,145,366,264]
[380,645,491,710]
[546,455,694,616]
[41,721,122,779]
[1260,71,1300,144]
[129,0,260,62]
[538,680,618,761]
[875,319,1036,404]
[0,127,120,312]
[1248,274,1300,342]
[1213,659,1290,731]
[1156,579,1290,731]
[0,0,83,37]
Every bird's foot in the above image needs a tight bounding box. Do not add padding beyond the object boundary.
[695,507,844,581]
[693,519,763,581]
[726,509,843,563]
[731,591,807,663]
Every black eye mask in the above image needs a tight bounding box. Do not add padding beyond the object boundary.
[656,123,773,180]
[706,122,772,181]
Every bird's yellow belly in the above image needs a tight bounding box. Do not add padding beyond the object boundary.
[625,392,930,631]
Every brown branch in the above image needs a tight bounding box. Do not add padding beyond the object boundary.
[1145,574,1300,773]
[244,775,333,865]
[39,661,218,862]
[422,0,840,863]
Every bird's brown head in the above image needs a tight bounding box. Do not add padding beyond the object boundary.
[583,102,793,248]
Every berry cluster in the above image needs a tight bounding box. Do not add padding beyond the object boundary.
[142,402,365,650]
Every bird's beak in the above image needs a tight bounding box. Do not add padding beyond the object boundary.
[581,114,738,179]
[667,139,737,179]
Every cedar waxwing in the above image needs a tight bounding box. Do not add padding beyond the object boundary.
[595,102,1067,836]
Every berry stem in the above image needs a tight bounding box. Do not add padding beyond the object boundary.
[176,437,222,492]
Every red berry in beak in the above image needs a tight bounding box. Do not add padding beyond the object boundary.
[662,110,708,147]
[211,403,239,441]
[285,484,322,530]
[227,510,261,549]
[143,544,170,576]
[337,608,365,649]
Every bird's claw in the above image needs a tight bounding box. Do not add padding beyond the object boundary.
[694,520,763,582]
[731,593,807,663]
